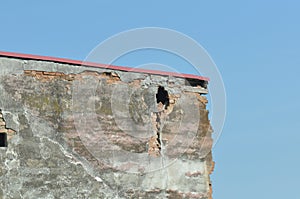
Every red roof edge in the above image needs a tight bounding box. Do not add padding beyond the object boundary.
[0,51,209,81]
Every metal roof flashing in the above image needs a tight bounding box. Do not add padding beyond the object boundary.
[0,51,209,82]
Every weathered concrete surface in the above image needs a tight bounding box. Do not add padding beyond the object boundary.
[0,56,214,199]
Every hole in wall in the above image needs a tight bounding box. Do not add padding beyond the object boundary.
[185,78,208,89]
[0,133,7,147]
[148,86,170,157]
[156,86,169,110]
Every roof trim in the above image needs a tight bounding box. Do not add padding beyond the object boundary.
[0,51,209,81]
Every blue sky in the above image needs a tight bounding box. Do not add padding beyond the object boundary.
[1,1,300,198]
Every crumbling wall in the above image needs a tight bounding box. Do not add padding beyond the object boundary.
[0,56,213,199]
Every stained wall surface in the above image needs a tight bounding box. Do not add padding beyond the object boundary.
[0,55,213,199]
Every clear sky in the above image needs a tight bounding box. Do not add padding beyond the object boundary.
[1,1,300,198]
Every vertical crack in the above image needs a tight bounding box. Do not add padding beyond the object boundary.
[148,86,170,157]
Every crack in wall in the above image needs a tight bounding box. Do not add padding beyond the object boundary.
[148,86,170,158]
[0,109,16,147]
[0,57,214,198]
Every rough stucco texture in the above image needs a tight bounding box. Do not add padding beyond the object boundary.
[0,57,214,199]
